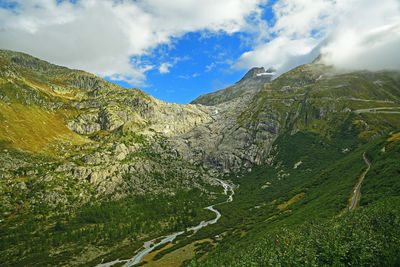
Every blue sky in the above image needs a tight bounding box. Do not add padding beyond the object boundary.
[109,32,255,103]
[1,0,399,104]
[108,1,279,104]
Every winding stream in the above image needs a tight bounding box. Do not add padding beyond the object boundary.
[97,179,234,267]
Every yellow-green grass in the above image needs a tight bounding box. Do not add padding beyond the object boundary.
[143,238,214,267]
[277,192,306,211]
[388,132,400,142]
[0,101,87,152]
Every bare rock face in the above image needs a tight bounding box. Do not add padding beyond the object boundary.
[170,96,281,172]
[191,67,274,106]
[66,92,214,137]
[163,67,281,173]
[97,107,125,131]
[67,114,101,134]
[69,73,108,91]
[62,65,280,173]
[238,67,271,82]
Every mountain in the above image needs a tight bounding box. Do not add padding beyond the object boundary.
[191,66,274,106]
[1,49,400,266]
[0,50,223,266]
[0,49,217,192]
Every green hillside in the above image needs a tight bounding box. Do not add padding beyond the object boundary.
[0,50,222,266]
[139,64,400,265]
[186,132,400,266]
[1,50,400,266]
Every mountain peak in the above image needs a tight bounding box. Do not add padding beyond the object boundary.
[242,67,266,79]
[237,67,275,83]
[191,66,275,106]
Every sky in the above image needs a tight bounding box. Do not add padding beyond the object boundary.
[0,0,400,104]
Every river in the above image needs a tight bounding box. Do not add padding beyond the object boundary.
[97,179,234,267]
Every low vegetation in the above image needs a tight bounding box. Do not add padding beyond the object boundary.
[1,50,400,266]
[181,132,400,266]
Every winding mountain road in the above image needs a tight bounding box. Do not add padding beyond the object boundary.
[97,179,235,267]
[349,152,371,210]
[354,106,400,114]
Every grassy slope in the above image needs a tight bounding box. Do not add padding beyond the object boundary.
[0,50,149,153]
[0,139,225,266]
[0,50,223,266]
[186,132,400,266]
[125,64,400,266]
[0,51,86,152]
[184,64,400,262]
[181,64,400,264]
[193,196,400,266]
[1,51,400,266]
[0,101,86,152]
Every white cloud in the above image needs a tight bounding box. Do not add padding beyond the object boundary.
[205,62,216,72]
[235,36,320,75]
[159,62,172,74]
[235,0,400,75]
[178,73,199,79]
[158,56,188,74]
[320,0,400,71]
[0,0,265,85]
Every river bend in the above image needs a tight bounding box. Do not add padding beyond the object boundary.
[97,179,234,267]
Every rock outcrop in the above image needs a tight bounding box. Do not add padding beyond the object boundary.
[191,67,274,106]
[170,94,281,172]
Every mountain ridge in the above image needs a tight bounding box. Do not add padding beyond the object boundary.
[1,49,400,266]
[190,66,274,106]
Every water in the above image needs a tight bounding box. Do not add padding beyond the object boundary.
[97,179,234,267]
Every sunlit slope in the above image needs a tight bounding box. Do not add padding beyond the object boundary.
[238,63,400,141]
[187,131,400,266]
[0,50,104,152]
[0,49,157,152]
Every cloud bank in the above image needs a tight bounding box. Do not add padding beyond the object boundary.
[0,0,265,85]
[235,0,400,75]
[1,0,399,86]
[320,0,400,71]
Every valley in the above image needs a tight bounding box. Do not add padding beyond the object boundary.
[0,49,400,266]
[98,180,234,267]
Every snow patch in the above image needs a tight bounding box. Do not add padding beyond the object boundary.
[256,72,275,77]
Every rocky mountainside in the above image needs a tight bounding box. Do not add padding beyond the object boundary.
[173,62,400,173]
[0,49,219,195]
[0,49,226,265]
[1,49,400,266]
[191,66,274,106]
[1,49,400,195]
